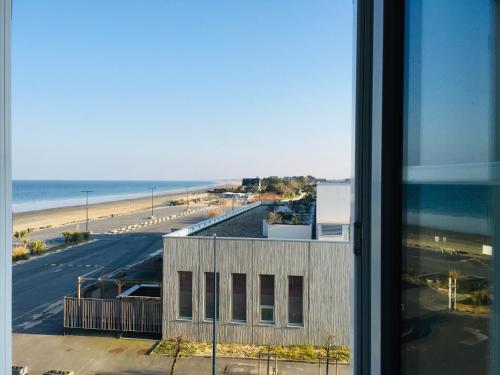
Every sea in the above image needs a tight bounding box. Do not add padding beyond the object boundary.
[12,180,217,213]
[404,183,490,235]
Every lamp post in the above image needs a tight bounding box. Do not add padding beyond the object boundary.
[212,233,217,375]
[185,185,190,211]
[148,187,156,218]
[81,190,92,232]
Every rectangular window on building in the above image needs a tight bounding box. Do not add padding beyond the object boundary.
[178,271,192,319]
[260,274,275,323]
[232,273,246,322]
[205,272,220,320]
[288,276,303,325]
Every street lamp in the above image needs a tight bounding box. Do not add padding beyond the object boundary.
[185,185,190,211]
[212,233,218,375]
[81,190,93,232]
[148,187,156,218]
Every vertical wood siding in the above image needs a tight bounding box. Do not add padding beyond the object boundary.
[163,236,351,346]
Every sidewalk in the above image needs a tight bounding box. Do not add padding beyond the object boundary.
[13,333,351,375]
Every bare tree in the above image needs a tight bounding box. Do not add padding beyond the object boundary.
[323,332,336,375]
[169,335,188,375]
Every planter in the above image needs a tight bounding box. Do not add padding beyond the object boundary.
[12,366,29,375]
[43,371,74,375]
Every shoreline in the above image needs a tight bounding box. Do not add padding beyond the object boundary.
[13,181,239,233]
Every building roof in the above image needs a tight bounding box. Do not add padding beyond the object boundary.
[192,205,269,238]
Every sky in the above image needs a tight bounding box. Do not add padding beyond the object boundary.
[12,0,354,181]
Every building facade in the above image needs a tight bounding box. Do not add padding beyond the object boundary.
[162,235,351,346]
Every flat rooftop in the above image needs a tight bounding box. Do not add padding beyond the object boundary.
[192,205,270,238]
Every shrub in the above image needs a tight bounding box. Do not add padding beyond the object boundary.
[12,247,29,261]
[170,199,185,206]
[62,231,88,245]
[267,212,282,224]
[28,240,46,255]
[207,208,222,218]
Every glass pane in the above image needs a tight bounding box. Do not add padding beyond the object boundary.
[402,1,497,374]
[260,275,275,308]
[179,271,192,319]
[261,307,274,323]
[205,272,220,320]
[232,273,246,322]
[288,276,303,325]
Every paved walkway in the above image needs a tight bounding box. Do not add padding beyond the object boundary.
[13,334,351,375]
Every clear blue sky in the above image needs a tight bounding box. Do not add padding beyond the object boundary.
[12,0,354,180]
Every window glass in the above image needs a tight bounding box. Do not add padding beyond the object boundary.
[288,276,303,325]
[402,1,497,374]
[205,272,220,320]
[260,275,275,323]
[178,271,193,319]
[232,273,246,322]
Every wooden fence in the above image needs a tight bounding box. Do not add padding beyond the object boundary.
[64,297,162,333]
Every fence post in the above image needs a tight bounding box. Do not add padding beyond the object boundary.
[77,277,81,299]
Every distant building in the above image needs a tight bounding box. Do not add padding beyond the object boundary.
[241,177,261,191]
[222,192,249,200]
[316,181,351,242]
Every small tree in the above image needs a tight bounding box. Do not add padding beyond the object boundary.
[169,335,188,375]
[19,229,28,246]
[323,332,336,375]
[14,231,20,246]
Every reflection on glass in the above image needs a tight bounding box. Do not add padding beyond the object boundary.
[205,272,220,320]
[178,271,193,319]
[402,1,497,374]
[232,273,247,322]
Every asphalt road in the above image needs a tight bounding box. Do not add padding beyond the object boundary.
[12,207,220,335]
[14,203,215,245]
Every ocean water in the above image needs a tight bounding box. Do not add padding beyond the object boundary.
[404,184,490,235]
[12,180,217,213]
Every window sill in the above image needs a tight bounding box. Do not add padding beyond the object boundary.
[176,317,193,322]
[286,323,304,329]
[257,321,276,326]
[230,320,247,325]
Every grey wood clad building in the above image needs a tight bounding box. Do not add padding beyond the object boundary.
[162,235,351,346]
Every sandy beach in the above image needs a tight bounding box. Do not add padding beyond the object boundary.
[13,181,240,232]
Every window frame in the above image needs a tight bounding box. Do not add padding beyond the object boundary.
[354,0,405,374]
[259,274,275,325]
[0,0,11,373]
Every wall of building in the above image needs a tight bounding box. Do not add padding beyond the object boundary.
[162,236,351,346]
[316,182,351,225]
[262,220,313,240]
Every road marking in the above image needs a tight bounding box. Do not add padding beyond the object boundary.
[460,327,488,346]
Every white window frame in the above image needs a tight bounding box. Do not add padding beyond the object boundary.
[0,0,11,373]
